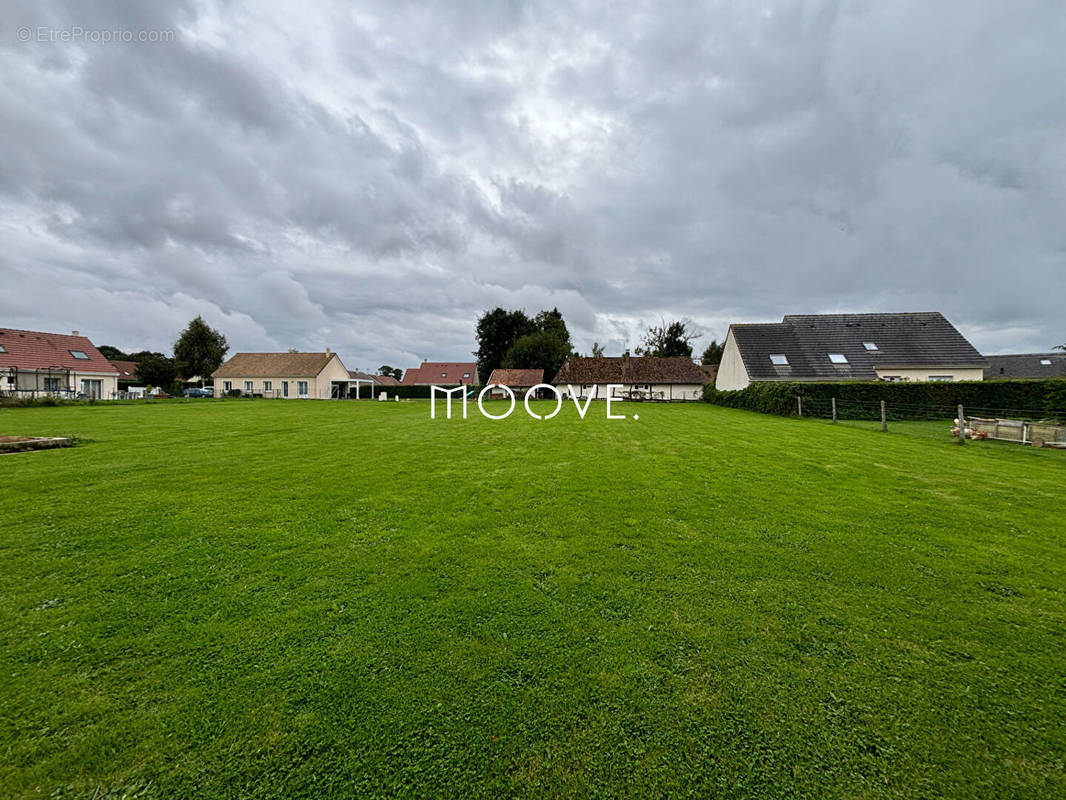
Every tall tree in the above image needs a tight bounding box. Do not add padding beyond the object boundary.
[378,365,403,380]
[130,352,177,387]
[97,345,129,361]
[475,308,534,385]
[174,316,228,383]
[591,341,605,358]
[700,339,724,366]
[635,319,699,358]
[501,330,572,380]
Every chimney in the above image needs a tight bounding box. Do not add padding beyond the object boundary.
[71,330,80,336]
[325,346,331,353]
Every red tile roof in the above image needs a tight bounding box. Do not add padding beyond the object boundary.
[0,328,117,373]
[109,360,141,382]
[401,361,478,385]
[487,368,544,387]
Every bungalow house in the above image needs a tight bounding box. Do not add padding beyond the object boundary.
[0,328,119,398]
[715,312,986,391]
[553,355,707,401]
[983,353,1066,380]
[486,368,545,398]
[212,351,352,398]
[402,361,479,385]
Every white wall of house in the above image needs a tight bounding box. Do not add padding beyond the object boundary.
[873,367,985,383]
[5,370,118,398]
[714,330,751,391]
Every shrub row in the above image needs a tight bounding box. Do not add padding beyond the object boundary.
[371,384,479,400]
[703,379,1066,421]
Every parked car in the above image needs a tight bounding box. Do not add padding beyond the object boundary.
[183,387,213,398]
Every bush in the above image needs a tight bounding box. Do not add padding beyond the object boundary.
[226,389,243,398]
[373,385,479,400]
[704,379,1066,421]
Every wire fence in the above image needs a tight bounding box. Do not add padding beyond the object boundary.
[796,396,1066,448]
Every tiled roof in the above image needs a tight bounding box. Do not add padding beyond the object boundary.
[213,352,339,378]
[984,353,1066,379]
[552,356,707,384]
[109,360,141,381]
[0,328,117,373]
[487,368,545,387]
[731,312,985,381]
[401,362,478,384]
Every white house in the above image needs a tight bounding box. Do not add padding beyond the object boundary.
[0,328,119,398]
[716,312,987,391]
[212,351,354,398]
[553,355,708,401]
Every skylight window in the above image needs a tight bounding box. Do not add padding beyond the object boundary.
[828,353,849,364]
[1040,359,1052,366]
[769,354,789,366]
[69,350,90,360]
[0,344,6,353]
[862,342,878,351]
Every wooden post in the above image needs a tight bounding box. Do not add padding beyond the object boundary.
[880,400,887,432]
[797,396,803,417]
[958,404,966,444]
[831,397,837,424]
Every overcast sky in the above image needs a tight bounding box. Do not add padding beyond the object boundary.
[2,1,1064,370]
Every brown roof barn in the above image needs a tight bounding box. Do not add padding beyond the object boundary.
[487,368,545,387]
[553,355,707,385]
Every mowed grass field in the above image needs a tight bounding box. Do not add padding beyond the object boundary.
[1,399,1064,799]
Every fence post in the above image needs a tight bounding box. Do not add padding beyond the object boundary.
[797,396,803,417]
[880,400,887,432]
[831,397,837,424]
[957,404,966,444]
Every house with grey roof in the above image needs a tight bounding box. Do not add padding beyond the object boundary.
[983,352,1066,380]
[715,312,987,391]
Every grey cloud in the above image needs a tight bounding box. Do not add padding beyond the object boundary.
[0,0,1063,367]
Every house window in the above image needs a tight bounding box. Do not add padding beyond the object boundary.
[441,372,447,378]
[0,344,6,353]
[1040,359,1052,366]
[863,342,878,351]
[463,372,470,379]
[244,381,253,394]
[297,381,308,397]
[282,381,289,397]
[769,354,789,366]
[263,381,272,391]
[928,376,953,382]
[828,353,848,364]
[44,377,62,392]
[881,375,903,382]
[223,381,232,392]
[69,350,90,360]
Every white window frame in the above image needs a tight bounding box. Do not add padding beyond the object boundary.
[828,353,848,364]
[769,354,789,366]
[244,380,253,394]
[862,342,878,351]
[297,380,309,397]
[928,375,953,382]
[263,380,272,391]
[69,350,90,360]
[1040,359,1052,366]
[223,381,232,392]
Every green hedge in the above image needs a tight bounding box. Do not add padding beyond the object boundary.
[703,379,1066,421]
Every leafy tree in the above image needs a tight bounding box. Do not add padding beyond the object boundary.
[378,365,403,380]
[501,330,572,380]
[591,341,605,358]
[475,308,534,385]
[636,319,699,358]
[130,352,177,387]
[173,316,228,384]
[97,345,129,361]
[700,339,724,366]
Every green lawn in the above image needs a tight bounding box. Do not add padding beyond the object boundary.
[2,399,1064,799]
